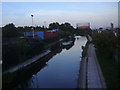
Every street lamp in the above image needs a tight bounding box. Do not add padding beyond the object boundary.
[31,14,34,38]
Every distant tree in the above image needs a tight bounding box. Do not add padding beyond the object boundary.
[2,23,19,38]
[64,22,71,26]
[99,27,103,30]
[24,26,32,31]
[49,22,59,29]
[17,26,24,31]
[59,22,74,32]
[48,22,75,37]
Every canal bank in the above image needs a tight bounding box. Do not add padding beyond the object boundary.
[78,57,87,88]
[3,50,51,74]
[11,36,86,88]
[78,35,106,88]
[3,49,63,88]
[78,36,89,88]
[3,38,63,88]
[3,36,67,74]
[3,36,87,88]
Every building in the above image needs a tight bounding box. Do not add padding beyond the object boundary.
[76,23,90,29]
[24,29,61,40]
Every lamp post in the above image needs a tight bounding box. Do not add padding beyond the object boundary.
[31,14,34,38]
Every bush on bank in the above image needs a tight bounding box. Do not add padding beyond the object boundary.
[3,38,45,71]
[91,30,120,88]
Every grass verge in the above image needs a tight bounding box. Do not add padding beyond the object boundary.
[82,41,90,58]
[96,50,120,88]
[81,35,90,88]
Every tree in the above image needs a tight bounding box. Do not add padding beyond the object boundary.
[59,22,74,32]
[2,23,19,38]
[49,22,59,29]
[92,30,116,58]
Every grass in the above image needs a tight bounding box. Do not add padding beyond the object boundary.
[96,50,120,88]
[81,35,90,88]
[82,40,90,58]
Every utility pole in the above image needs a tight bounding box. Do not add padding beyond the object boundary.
[111,23,113,30]
[76,23,78,29]
[31,14,34,38]
[44,21,46,28]
[88,22,90,29]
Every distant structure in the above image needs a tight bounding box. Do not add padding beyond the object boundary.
[24,29,61,40]
[110,23,114,30]
[76,23,90,29]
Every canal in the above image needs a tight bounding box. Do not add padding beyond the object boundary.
[17,36,87,88]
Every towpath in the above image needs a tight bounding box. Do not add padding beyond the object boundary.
[78,35,106,88]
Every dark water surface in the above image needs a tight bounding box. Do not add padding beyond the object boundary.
[17,36,87,88]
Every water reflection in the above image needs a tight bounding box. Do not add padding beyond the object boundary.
[16,36,87,88]
[62,37,75,50]
[15,40,74,88]
[15,49,63,88]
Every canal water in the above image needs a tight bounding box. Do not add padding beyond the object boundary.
[17,36,87,88]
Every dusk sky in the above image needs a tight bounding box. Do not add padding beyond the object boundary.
[2,2,118,29]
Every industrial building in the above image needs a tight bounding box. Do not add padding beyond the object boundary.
[76,23,90,29]
[24,29,62,40]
